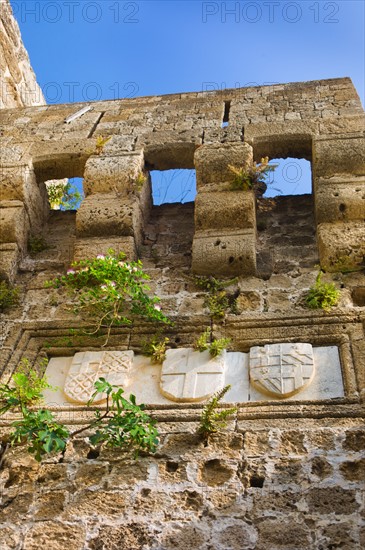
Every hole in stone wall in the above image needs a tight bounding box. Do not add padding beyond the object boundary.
[352,287,365,307]
[222,100,231,127]
[45,177,84,210]
[87,448,100,460]
[249,475,265,488]
[150,169,196,205]
[166,461,179,473]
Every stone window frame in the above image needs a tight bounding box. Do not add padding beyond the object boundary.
[32,152,88,211]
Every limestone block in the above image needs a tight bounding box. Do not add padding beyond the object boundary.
[313,136,365,178]
[244,124,314,160]
[194,142,253,189]
[100,134,137,154]
[0,200,26,245]
[64,350,134,404]
[0,141,29,164]
[83,151,144,195]
[317,221,365,271]
[160,348,226,402]
[22,523,85,550]
[76,193,143,244]
[0,163,30,200]
[73,236,137,262]
[0,243,20,282]
[315,177,365,223]
[195,190,256,231]
[314,177,365,224]
[249,343,315,398]
[140,129,202,169]
[318,114,365,136]
[0,161,46,235]
[192,230,256,277]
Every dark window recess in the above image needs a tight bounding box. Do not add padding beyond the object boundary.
[222,100,231,128]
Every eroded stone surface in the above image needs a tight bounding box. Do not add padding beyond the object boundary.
[0,0,45,108]
[0,70,364,550]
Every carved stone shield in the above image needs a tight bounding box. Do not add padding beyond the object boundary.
[64,350,134,404]
[249,343,315,398]
[160,348,226,402]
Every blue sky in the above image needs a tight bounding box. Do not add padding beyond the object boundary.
[10,0,365,201]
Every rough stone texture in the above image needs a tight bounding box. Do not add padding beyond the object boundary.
[0,0,45,108]
[0,423,364,549]
[317,221,365,271]
[0,73,364,549]
[0,77,364,276]
[192,230,257,277]
[314,177,365,224]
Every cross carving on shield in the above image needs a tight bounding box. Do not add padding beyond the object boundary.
[64,350,133,404]
[249,343,315,398]
[160,348,226,402]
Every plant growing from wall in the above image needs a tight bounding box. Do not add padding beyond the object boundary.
[143,336,170,364]
[205,291,229,320]
[0,359,69,462]
[305,271,340,311]
[28,235,48,255]
[193,327,230,358]
[0,362,159,462]
[198,385,237,439]
[193,275,238,294]
[135,171,147,192]
[194,327,211,353]
[85,378,159,456]
[228,156,277,194]
[45,249,170,345]
[209,337,231,357]
[193,275,238,321]
[95,135,111,155]
[0,281,19,312]
[10,409,70,462]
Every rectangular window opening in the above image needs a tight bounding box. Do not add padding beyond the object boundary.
[222,100,231,128]
[45,177,84,210]
[150,169,196,206]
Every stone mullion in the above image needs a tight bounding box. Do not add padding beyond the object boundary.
[312,135,365,271]
[75,151,149,261]
[0,160,47,280]
[192,142,257,276]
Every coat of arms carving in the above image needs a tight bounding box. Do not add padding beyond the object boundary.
[249,343,315,398]
[64,350,134,404]
[160,348,226,402]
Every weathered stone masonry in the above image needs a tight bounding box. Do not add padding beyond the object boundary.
[0,77,364,281]
[0,3,364,548]
[0,75,365,548]
[0,0,45,109]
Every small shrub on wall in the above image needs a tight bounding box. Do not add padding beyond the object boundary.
[45,249,170,345]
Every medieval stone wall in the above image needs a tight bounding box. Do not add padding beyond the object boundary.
[0,0,45,109]
[0,78,364,549]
